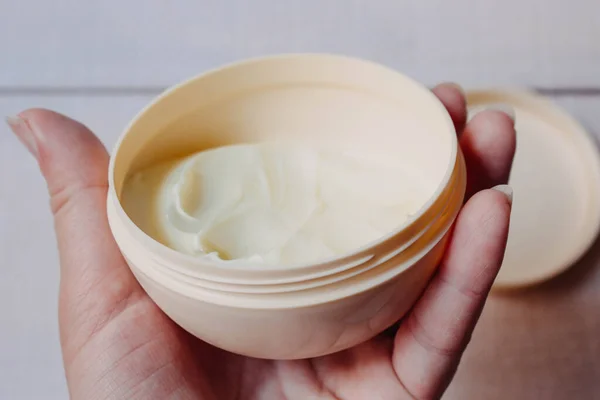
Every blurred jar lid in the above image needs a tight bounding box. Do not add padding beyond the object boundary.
[465,89,600,289]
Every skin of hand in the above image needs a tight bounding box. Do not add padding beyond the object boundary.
[7,83,515,400]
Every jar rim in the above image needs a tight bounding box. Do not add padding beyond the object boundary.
[108,53,459,285]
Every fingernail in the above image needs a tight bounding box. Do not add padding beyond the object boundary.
[6,115,38,158]
[492,184,513,204]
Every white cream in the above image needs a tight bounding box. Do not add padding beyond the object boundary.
[121,143,431,266]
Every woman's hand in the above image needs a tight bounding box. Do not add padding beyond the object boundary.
[8,83,515,400]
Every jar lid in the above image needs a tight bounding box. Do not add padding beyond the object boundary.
[465,89,600,289]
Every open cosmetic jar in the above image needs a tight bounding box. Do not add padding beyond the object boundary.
[107,54,466,360]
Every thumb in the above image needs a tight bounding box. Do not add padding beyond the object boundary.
[8,110,109,215]
[7,110,142,359]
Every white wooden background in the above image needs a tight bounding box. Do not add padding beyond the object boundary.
[1,1,600,399]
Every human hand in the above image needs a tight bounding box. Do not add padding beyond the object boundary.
[8,83,515,400]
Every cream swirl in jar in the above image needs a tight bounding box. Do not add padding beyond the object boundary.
[121,143,431,266]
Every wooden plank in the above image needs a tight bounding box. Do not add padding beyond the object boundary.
[1,0,599,88]
[1,94,600,399]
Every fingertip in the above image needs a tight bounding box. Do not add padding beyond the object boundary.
[491,184,513,205]
[18,108,77,134]
[18,108,101,148]
[433,82,465,100]
[19,107,70,121]
[429,187,512,309]
[17,108,108,166]
[469,109,515,131]
[468,185,513,215]
[459,187,512,251]
[480,104,516,124]
[13,109,110,216]
[461,109,517,196]
[433,83,467,132]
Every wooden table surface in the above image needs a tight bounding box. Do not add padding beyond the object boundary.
[1,1,599,398]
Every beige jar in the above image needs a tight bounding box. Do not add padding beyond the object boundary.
[107,54,466,360]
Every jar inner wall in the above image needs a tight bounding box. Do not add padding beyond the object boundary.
[109,55,457,285]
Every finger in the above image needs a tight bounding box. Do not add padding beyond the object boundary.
[432,83,467,134]
[392,186,512,399]
[461,110,516,198]
[7,110,143,357]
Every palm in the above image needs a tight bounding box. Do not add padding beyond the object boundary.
[10,83,515,400]
[70,275,417,400]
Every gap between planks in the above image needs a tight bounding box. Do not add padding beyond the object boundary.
[1,86,600,97]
